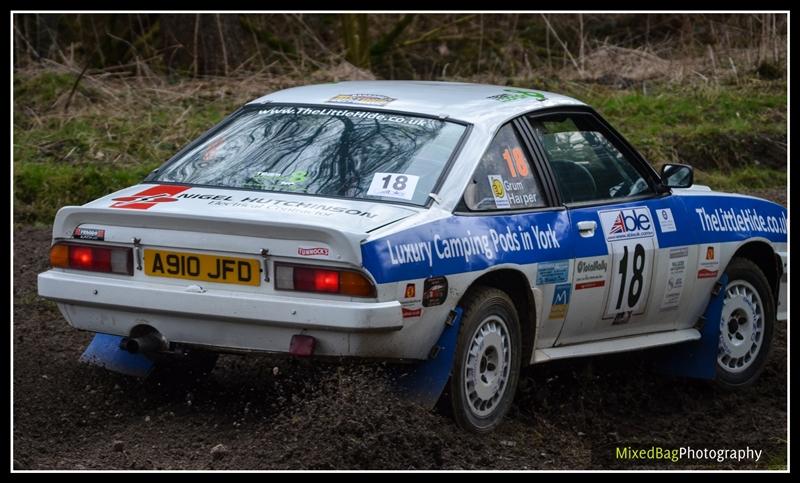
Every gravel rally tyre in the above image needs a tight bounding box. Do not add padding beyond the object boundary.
[716,257,775,387]
[449,286,522,433]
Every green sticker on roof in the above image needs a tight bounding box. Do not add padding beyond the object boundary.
[487,89,546,102]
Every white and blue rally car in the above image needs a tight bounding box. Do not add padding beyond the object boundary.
[38,81,787,432]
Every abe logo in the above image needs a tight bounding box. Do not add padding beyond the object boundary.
[599,207,655,241]
[110,185,190,210]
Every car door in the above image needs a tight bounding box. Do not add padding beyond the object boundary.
[521,109,692,345]
[457,120,572,351]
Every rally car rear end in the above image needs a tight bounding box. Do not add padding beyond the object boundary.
[36,187,431,361]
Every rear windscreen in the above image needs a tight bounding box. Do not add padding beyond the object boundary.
[153,105,467,205]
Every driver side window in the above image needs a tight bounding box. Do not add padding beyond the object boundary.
[528,114,652,204]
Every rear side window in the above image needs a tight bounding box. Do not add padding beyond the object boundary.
[463,123,547,211]
[528,113,653,204]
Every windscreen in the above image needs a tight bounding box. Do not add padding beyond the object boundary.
[153,105,467,206]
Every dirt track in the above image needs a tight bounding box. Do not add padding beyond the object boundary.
[13,190,787,470]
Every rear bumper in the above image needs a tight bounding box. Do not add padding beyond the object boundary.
[38,270,414,358]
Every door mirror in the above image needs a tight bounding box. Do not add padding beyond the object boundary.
[660,163,694,189]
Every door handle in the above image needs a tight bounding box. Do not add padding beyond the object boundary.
[577,220,597,237]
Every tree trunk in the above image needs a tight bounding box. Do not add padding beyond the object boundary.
[341,14,370,69]
[161,13,249,76]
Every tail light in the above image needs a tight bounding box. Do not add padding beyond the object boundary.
[49,242,133,275]
[275,263,376,297]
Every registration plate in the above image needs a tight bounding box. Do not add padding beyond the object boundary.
[144,249,261,286]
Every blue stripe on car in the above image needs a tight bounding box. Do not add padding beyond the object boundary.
[361,194,786,285]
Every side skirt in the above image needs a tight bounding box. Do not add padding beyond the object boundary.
[533,328,701,363]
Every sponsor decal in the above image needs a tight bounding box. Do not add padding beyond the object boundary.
[399,281,421,308]
[577,259,608,273]
[547,283,571,319]
[110,185,190,210]
[361,209,570,284]
[385,223,561,269]
[657,208,677,233]
[259,106,434,128]
[489,175,511,209]
[367,172,420,200]
[297,247,329,257]
[576,280,606,290]
[697,243,720,279]
[599,207,655,241]
[694,206,787,235]
[574,257,608,289]
[327,94,396,106]
[177,193,233,201]
[660,246,689,310]
[247,170,309,190]
[402,307,423,318]
[486,89,546,103]
[536,260,570,285]
[422,276,448,307]
[73,227,105,241]
[206,197,378,219]
[698,269,718,279]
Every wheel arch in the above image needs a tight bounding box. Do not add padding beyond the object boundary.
[458,268,537,365]
[729,240,781,303]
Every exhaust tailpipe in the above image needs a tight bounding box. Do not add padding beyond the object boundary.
[119,332,168,354]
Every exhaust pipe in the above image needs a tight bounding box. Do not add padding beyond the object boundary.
[119,332,168,354]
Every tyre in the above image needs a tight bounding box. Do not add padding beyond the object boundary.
[449,286,522,433]
[716,257,775,387]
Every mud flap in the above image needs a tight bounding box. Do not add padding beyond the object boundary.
[391,307,463,410]
[79,333,154,378]
[652,274,728,380]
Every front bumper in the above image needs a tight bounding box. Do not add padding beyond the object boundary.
[38,270,412,358]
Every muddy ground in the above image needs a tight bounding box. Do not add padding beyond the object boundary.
[13,189,787,470]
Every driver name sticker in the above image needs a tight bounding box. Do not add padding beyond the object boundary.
[488,175,511,209]
[367,173,420,201]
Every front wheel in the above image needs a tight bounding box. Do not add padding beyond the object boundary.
[449,286,522,433]
[716,257,775,387]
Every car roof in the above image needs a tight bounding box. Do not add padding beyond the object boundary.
[248,80,587,127]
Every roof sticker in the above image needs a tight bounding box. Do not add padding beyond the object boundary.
[486,89,547,103]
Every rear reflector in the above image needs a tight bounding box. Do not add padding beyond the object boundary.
[275,263,376,297]
[289,334,316,357]
[50,242,133,275]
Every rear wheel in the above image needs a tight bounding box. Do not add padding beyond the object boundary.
[716,257,775,387]
[449,286,521,433]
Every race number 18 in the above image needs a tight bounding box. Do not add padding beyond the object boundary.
[605,238,654,318]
